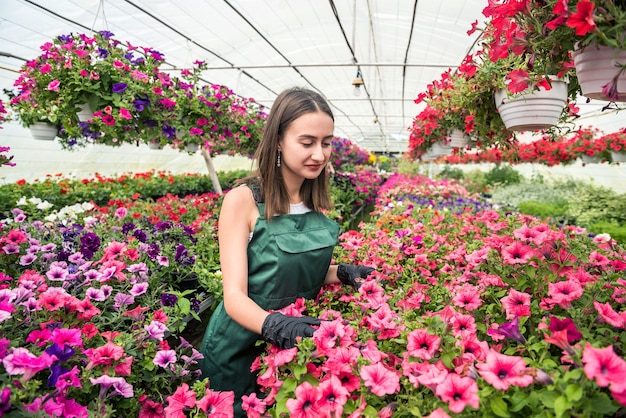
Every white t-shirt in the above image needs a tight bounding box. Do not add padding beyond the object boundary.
[248,202,311,242]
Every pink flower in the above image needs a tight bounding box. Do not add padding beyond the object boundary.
[582,344,626,390]
[165,383,196,418]
[360,362,400,396]
[153,350,177,368]
[406,328,440,360]
[435,373,479,413]
[139,399,165,418]
[2,347,56,382]
[195,389,234,416]
[47,79,60,92]
[593,301,625,328]
[286,381,322,418]
[501,241,534,264]
[241,392,266,418]
[316,375,349,416]
[500,288,531,319]
[477,349,534,390]
[546,280,583,309]
[119,108,132,120]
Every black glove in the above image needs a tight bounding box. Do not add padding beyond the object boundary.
[261,312,320,349]
[337,264,375,289]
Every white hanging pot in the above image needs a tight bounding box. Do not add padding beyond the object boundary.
[610,151,626,163]
[76,103,93,122]
[148,142,163,150]
[446,129,470,148]
[29,122,58,141]
[495,77,568,131]
[421,141,452,161]
[184,143,199,152]
[573,45,626,102]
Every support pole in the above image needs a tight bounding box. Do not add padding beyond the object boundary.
[200,147,223,194]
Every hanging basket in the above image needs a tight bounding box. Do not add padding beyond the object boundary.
[29,122,58,141]
[610,151,626,163]
[421,141,452,161]
[148,142,163,150]
[573,45,626,102]
[581,154,601,164]
[184,143,199,152]
[76,103,93,122]
[446,129,470,148]
[495,77,568,132]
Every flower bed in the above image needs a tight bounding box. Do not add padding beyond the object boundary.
[255,174,626,417]
[2,172,625,417]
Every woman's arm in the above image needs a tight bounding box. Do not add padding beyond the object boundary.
[218,186,269,334]
[324,264,340,285]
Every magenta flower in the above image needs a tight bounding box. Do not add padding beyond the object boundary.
[89,375,134,399]
[2,347,56,382]
[476,349,534,390]
[153,349,177,368]
[241,392,267,418]
[360,361,400,396]
[286,381,322,418]
[195,389,234,416]
[316,375,349,416]
[500,288,531,319]
[406,328,441,360]
[582,344,626,390]
[435,373,479,413]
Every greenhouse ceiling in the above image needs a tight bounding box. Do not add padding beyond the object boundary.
[0,0,489,152]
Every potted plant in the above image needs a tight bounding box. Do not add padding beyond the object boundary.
[601,128,626,162]
[565,126,611,163]
[10,31,170,148]
[480,0,626,102]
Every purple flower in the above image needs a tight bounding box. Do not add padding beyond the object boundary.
[489,316,527,344]
[46,266,68,281]
[113,293,135,309]
[112,83,128,94]
[153,349,177,368]
[132,95,150,112]
[0,387,11,414]
[161,293,178,307]
[144,321,168,341]
[98,30,115,39]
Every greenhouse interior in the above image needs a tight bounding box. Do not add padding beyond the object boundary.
[1,0,626,417]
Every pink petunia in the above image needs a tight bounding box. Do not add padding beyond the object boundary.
[476,349,534,390]
[501,241,534,265]
[500,288,531,319]
[360,362,400,396]
[241,392,266,418]
[286,381,322,418]
[435,373,479,413]
[195,389,234,416]
[582,344,626,390]
[2,347,56,382]
[153,350,177,368]
[593,301,625,328]
[406,328,441,360]
[165,383,196,418]
[138,399,165,418]
[47,79,60,92]
[316,375,349,416]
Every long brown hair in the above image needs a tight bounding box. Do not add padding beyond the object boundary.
[238,87,334,218]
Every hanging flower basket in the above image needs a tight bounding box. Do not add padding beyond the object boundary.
[573,45,626,102]
[421,142,452,161]
[184,143,199,152]
[148,142,163,150]
[76,103,93,122]
[446,129,471,148]
[581,154,601,164]
[494,77,568,132]
[610,151,626,163]
[29,121,58,141]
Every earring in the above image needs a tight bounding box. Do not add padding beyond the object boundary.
[276,151,281,167]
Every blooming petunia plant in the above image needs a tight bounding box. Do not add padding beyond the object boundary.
[255,173,626,417]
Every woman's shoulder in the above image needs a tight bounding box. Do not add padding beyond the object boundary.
[222,184,256,208]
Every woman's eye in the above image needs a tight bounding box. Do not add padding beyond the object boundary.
[322,142,332,147]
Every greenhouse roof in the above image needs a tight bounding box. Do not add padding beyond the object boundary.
[1,0,622,155]
[0,0,488,153]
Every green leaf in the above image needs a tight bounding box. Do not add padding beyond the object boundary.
[293,363,307,380]
[564,383,582,402]
[509,391,529,412]
[553,395,571,418]
[490,396,510,418]
[177,297,191,315]
[590,393,620,415]
[539,390,559,408]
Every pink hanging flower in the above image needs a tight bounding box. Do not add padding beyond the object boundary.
[47,79,60,92]
[164,383,196,418]
[195,389,234,416]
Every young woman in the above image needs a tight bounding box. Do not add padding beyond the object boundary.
[198,87,374,415]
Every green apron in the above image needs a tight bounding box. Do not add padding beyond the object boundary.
[198,187,339,416]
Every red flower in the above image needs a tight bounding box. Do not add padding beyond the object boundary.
[566,0,597,36]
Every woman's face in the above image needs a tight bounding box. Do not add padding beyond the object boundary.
[278,110,334,181]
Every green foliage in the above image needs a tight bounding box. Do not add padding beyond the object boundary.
[396,155,422,175]
[436,165,465,180]
[484,164,523,186]
[517,200,569,219]
[565,183,626,227]
[0,169,251,218]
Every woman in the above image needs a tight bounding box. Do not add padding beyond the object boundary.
[198,87,373,415]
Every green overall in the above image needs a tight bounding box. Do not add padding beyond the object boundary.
[198,187,339,416]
